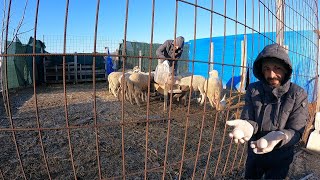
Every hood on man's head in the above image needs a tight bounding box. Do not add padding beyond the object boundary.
[175,36,185,49]
[253,43,292,84]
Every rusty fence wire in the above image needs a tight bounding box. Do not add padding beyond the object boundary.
[0,0,319,179]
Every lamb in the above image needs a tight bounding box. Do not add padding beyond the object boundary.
[154,82,190,106]
[128,72,150,106]
[204,70,225,110]
[115,67,155,106]
[155,70,225,110]
[108,72,123,97]
[177,75,206,105]
[107,66,141,98]
[173,85,191,106]
[117,72,134,103]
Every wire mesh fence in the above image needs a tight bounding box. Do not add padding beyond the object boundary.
[0,0,319,179]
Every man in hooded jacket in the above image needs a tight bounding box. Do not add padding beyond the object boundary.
[156,36,184,74]
[226,43,308,179]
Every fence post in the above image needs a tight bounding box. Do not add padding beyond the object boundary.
[210,42,214,71]
[139,50,142,70]
[42,35,46,83]
[74,52,78,84]
[240,35,247,92]
[276,0,284,46]
[43,54,46,84]
[317,39,320,112]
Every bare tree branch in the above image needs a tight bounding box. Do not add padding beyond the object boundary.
[1,0,7,53]
[7,0,29,48]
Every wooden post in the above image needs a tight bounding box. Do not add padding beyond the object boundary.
[283,45,289,53]
[80,64,82,81]
[105,47,108,80]
[0,57,2,92]
[317,39,320,112]
[276,0,284,46]
[210,42,214,71]
[139,50,142,70]
[240,35,247,92]
[55,65,58,81]
[74,52,78,84]
[43,53,46,84]
[67,63,70,81]
[164,87,168,112]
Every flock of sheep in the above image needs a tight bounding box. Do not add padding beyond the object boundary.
[107,66,226,110]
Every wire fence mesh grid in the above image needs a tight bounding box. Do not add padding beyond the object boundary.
[0,0,319,179]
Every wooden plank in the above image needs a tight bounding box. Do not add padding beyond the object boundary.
[74,54,78,83]
[80,64,82,81]
[45,62,106,83]
[55,65,58,81]
[76,70,105,74]
[43,57,46,83]
[67,63,70,81]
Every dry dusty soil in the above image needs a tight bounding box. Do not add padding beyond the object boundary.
[0,82,319,179]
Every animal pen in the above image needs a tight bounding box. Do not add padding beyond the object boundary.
[0,0,319,180]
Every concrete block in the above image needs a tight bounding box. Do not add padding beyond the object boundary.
[315,112,320,130]
[306,112,320,153]
[306,131,320,152]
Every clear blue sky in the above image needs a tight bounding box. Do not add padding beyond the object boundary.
[2,1,241,42]
[1,0,319,52]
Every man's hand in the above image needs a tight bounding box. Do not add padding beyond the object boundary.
[250,131,288,154]
[158,59,164,65]
[226,119,254,144]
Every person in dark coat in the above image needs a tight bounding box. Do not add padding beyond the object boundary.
[156,36,184,74]
[226,43,308,179]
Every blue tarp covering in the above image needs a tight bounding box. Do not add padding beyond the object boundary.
[188,31,318,102]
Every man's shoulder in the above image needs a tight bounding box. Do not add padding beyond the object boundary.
[290,82,304,90]
[164,39,173,44]
[289,82,307,96]
[245,81,264,95]
[247,81,263,89]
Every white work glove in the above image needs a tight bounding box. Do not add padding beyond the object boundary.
[250,131,288,154]
[158,59,164,65]
[226,119,254,144]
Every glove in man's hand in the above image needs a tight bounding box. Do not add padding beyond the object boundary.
[226,119,254,144]
[250,131,288,154]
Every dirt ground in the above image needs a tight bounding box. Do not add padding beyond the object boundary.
[0,82,319,180]
[288,148,320,180]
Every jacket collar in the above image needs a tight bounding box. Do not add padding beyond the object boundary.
[262,80,291,98]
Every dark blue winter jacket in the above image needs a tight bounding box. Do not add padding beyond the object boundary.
[241,44,308,154]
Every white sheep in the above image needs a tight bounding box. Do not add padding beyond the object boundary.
[177,75,206,105]
[117,72,134,104]
[173,85,190,106]
[108,66,141,98]
[108,72,123,97]
[128,72,150,106]
[204,70,225,110]
[154,82,189,106]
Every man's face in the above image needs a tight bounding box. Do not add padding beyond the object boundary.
[173,45,182,56]
[262,60,288,88]
[174,45,181,52]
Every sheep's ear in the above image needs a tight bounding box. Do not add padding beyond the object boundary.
[220,94,226,102]
[218,94,227,110]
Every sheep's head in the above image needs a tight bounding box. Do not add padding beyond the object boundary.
[209,70,219,78]
[166,73,181,85]
[212,93,226,111]
[132,66,141,73]
[172,75,182,85]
